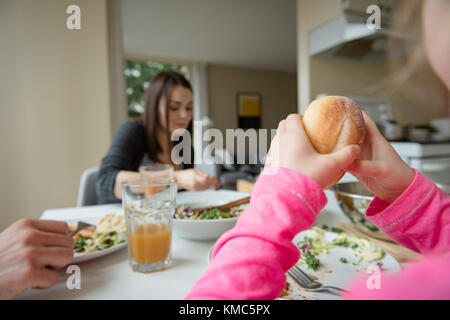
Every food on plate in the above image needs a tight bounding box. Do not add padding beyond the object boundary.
[174,206,244,220]
[97,213,126,233]
[71,226,96,239]
[280,281,290,297]
[296,226,385,271]
[71,213,126,254]
[73,231,126,254]
[303,96,366,189]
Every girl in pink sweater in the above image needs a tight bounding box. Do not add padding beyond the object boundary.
[186,1,450,300]
[185,112,449,300]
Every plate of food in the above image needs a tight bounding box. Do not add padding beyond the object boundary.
[282,226,401,300]
[173,190,249,240]
[69,213,128,264]
[207,225,401,300]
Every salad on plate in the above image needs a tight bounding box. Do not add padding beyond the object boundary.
[296,226,385,271]
[70,213,127,254]
[174,206,244,220]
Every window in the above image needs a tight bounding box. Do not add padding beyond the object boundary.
[124,60,190,118]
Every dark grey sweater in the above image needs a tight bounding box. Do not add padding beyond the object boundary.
[96,121,193,204]
[96,122,147,204]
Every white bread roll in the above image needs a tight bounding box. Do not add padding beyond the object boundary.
[303,96,365,188]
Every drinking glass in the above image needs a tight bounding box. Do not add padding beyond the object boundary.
[122,178,176,273]
[139,163,174,181]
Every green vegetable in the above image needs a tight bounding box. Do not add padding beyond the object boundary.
[304,236,313,244]
[296,227,386,270]
[334,241,350,248]
[175,205,244,220]
[352,257,364,267]
[104,241,114,249]
[303,250,320,270]
[74,238,85,249]
[366,225,379,232]
[330,227,344,234]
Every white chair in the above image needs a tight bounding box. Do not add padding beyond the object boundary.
[77,167,99,207]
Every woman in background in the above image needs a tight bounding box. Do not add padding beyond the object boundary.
[96,71,219,204]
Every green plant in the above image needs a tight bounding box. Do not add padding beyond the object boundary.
[125,60,187,118]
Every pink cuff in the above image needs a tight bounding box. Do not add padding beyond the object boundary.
[366,170,433,230]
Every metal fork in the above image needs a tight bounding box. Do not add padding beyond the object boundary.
[70,221,95,237]
[287,265,349,295]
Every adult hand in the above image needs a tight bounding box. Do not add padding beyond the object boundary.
[174,169,221,191]
[0,219,74,300]
[347,111,415,203]
[265,114,360,189]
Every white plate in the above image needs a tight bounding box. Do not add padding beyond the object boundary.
[285,229,401,300]
[207,228,401,300]
[72,241,128,264]
[173,190,250,240]
[66,216,128,264]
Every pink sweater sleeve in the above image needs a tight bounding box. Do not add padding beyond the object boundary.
[185,167,327,300]
[186,168,450,300]
[365,170,449,255]
[343,170,450,299]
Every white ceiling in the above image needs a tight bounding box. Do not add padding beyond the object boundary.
[120,0,297,72]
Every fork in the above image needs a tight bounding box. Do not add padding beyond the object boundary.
[70,221,96,237]
[287,265,349,295]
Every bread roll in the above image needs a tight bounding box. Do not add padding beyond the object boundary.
[303,96,365,189]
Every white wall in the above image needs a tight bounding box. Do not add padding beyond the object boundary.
[296,0,447,123]
[0,0,111,229]
[206,64,297,160]
[120,0,297,72]
[208,64,298,132]
[297,0,343,113]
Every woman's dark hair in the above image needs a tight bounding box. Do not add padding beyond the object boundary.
[143,70,193,166]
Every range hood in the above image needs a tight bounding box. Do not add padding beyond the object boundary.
[309,0,408,64]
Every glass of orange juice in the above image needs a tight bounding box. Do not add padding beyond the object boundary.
[122,178,176,273]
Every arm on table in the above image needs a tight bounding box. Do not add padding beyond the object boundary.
[343,171,450,300]
[185,167,327,300]
[366,170,449,255]
[96,122,146,204]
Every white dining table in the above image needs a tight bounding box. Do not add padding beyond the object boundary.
[17,190,355,300]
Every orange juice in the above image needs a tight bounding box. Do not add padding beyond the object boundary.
[128,223,172,264]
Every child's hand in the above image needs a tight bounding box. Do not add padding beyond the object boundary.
[347,111,415,204]
[265,114,360,189]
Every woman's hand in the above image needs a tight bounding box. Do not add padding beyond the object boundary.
[173,169,221,191]
[0,219,74,299]
[265,114,360,189]
[347,111,415,204]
